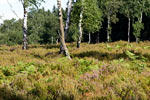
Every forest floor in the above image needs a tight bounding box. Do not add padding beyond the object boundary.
[0,41,150,100]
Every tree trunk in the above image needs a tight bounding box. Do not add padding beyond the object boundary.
[57,30,64,52]
[136,37,139,43]
[139,12,143,23]
[22,5,28,50]
[56,38,59,44]
[88,33,91,44]
[64,0,72,39]
[77,9,83,48]
[57,0,71,60]
[60,43,65,54]
[107,15,111,42]
[60,0,72,53]
[128,17,131,42]
[51,36,54,44]
[136,12,143,43]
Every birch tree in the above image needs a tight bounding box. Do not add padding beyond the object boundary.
[60,0,73,54]
[99,0,122,42]
[132,0,150,43]
[70,0,83,48]
[120,0,135,42]
[73,0,102,47]
[77,0,83,48]
[83,0,103,44]
[19,0,44,50]
[64,0,73,39]
[57,0,71,59]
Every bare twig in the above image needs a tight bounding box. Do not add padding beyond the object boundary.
[7,0,20,19]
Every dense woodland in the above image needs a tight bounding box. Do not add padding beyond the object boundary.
[1,0,150,100]
[1,0,150,46]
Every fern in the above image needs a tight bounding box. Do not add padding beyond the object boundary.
[125,51,139,60]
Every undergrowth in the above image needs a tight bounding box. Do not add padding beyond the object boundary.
[0,41,150,100]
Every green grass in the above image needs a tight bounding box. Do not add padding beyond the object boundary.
[0,41,150,100]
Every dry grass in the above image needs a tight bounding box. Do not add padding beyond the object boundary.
[0,41,150,100]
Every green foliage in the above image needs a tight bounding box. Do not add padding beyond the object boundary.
[19,0,45,8]
[77,59,99,74]
[71,0,103,36]
[82,0,103,33]
[106,44,112,51]
[0,42,150,99]
[0,19,22,45]
[133,21,144,42]
[120,0,150,42]
[125,50,139,60]
[120,0,136,18]
[103,0,122,23]
[28,8,59,44]
[0,8,59,45]
[98,0,123,41]
[67,24,79,42]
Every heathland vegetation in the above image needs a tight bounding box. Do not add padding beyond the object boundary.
[0,41,150,99]
[1,0,150,99]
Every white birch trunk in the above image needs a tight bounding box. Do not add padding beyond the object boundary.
[77,0,83,48]
[22,4,28,50]
[107,15,111,42]
[139,12,143,23]
[51,36,54,44]
[57,0,71,59]
[88,33,91,44]
[64,0,72,39]
[136,12,143,43]
[77,9,83,48]
[128,17,131,42]
[56,39,59,44]
[136,37,139,43]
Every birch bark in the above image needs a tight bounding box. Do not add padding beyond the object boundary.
[88,33,91,44]
[77,0,83,48]
[136,12,143,43]
[57,0,71,59]
[22,3,28,50]
[64,0,72,39]
[128,17,131,42]
[77,8,83,48]
[107,15,111,42]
